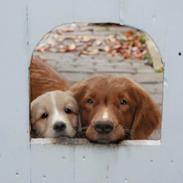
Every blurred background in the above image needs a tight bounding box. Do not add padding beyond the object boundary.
[33,23,164,109]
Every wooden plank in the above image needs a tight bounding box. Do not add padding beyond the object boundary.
[145,34,164,72]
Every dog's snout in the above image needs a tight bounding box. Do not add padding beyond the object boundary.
[95,121,114,134]
[53,122,66,132]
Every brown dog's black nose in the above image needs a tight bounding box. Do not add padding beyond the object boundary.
[95,121,114,134]
[53,122,66,132]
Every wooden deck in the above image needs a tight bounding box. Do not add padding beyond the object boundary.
[34,51,163,108]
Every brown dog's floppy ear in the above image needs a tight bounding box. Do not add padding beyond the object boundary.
[69,80,87,102]
[130,86,161,139]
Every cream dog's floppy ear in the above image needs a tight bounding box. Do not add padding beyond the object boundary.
[65,90,82,133]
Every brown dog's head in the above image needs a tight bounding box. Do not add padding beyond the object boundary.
[70,75,161,143]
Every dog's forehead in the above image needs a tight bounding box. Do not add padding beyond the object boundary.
[32,91,66,108]
[85,76,133,95]
[54,91,70,101]
[87,76,132,88]
[52,91,78,113]
[32,90,78,113]
[53,91,76,105]
[32,92,54,110]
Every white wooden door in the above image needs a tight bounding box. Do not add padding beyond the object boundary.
[0,0,183,183]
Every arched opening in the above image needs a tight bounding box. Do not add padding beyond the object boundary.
[30,23,163,144]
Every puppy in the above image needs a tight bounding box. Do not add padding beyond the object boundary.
[70,74,161,143]
[31,90,79,138]
[30,56,70,102]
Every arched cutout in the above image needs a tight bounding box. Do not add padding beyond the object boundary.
[30,23,163,144]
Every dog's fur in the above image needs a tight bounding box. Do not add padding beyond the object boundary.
[70,75,161,143]
[30,56,70,102]
[31,90,79,138]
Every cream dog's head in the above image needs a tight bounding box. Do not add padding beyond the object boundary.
[31,90,79,138]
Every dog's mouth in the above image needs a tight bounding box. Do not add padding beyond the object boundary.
[54,133,65,138]
[87,129,122,144]
[85,123,126,144]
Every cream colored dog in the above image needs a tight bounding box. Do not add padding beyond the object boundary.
[31,90,79,138]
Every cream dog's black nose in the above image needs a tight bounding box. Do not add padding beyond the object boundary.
[95,121,114,134]
[53,122,66,132]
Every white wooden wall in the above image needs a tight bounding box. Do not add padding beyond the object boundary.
[0,0,183,183]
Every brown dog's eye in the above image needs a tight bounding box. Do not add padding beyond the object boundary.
[87,98,94,104]
[64,107,72,114]
[120,99,128,105]
[41,112,48,119]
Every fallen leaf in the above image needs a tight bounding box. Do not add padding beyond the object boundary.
[36,43,51,52]
[67,44,76,51]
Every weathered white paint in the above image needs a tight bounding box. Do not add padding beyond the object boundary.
[0,1,30,183]
[0,0,183,183]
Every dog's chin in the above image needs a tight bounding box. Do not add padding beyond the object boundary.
[43,130,76,138]
[53,133,65,138]
[87,133,124,144]
[92,138,123,144]
[86,126,125,144]
[53,132,76,138]
[92,138,111,144]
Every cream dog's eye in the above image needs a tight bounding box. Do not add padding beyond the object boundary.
[87,98,95,104]
[41,112,48,119]
[120,99,128,105]
[64,107,72,114]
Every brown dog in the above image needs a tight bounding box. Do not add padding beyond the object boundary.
[29,56,70,101]
[70,75,161,143]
